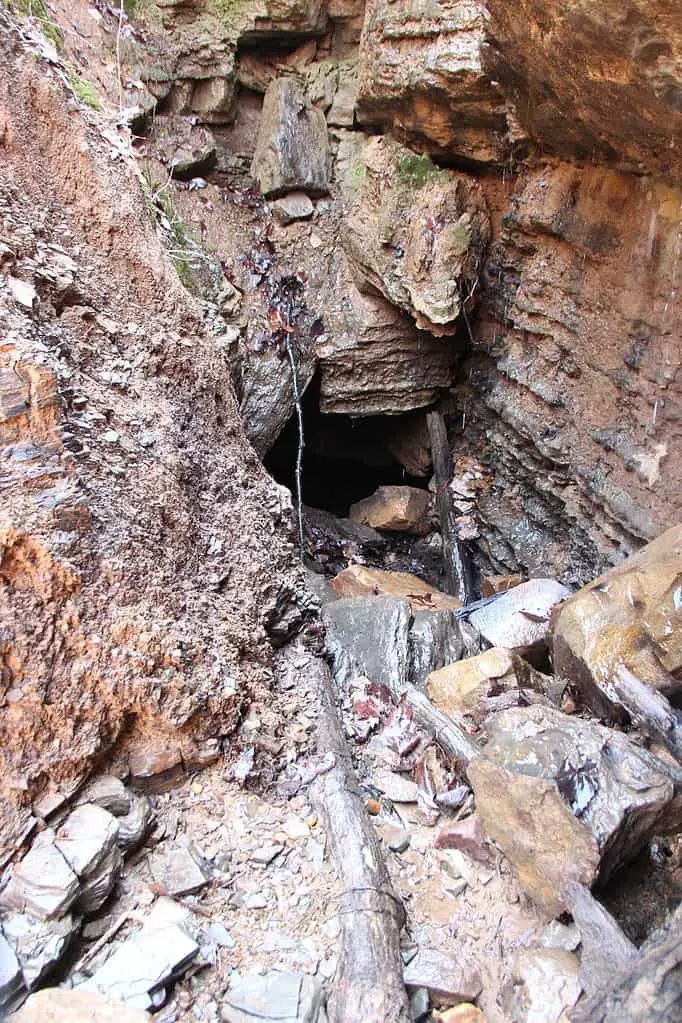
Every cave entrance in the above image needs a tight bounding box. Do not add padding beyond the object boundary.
[264,376,429,519]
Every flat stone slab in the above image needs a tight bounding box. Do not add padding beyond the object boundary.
[0,835,80,921]
[468,579,571,654]
[221,971,326,1022]
[55,804,120,878]
[11,988,152,1022]
[2,911,79,989]
[403,949,482,1006]
[148,845,208,897]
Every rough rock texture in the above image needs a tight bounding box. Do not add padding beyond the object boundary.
[146,116,216,179]
[552,525,682,715]
[464,163,682,585]
[356,0,522,166]
[349,485,432,535]
[344,136,491,335]
[11,988,151,1022]
[469,705,678,916]
[330,564,462,611]
[317,287,457,416]
[467,579,571,654]
[251,78,329,197]
[0,40,298,823]
[426,647,551,719]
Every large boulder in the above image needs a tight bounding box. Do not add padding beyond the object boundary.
[468,579,571,655]
[317,286,457,416]
[552,524,682,717]
[349,485,432,536]
[344,136,490,336]
[251,78,329,197]
[468,705,679,917]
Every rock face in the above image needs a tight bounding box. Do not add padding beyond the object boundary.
[317,287,457,416]
[146,116,216,179]
[251,78,329,197]
[552,524,682,716]
[464,164,682,584]
[356,0,521,166]
[468,705,678,916]
[349,485,432,535]
[344,136,491,335]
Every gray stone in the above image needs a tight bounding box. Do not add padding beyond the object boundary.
[0,834,80,921]
[148,845,208,897]
[251,844,284,865]
[76,777,131,818]
[409,986,430,1022]
[409,609,480,687]
[148,115,217,180]
[1,911,79,990]
[221,971,326,1022]
[117,796,152,853]
[272,192,314,225]
[537,921,581,953]
[251,79,329,197]
[322,595,411,696]
[403,949,482,1006]
[207,921,235,949]
[372,770,419,804]
[468,578,572,654]
[79,900,198,1010]
[55,805,120,879]
[77,846,122,914]
[0,930,25,1014]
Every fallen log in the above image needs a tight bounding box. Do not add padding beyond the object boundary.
[563,882,637,999]
[406,686,481,765]
[611,666,682,765]
[572,907,682,1022]
[426,411,472,605]
[310,660,411,1023]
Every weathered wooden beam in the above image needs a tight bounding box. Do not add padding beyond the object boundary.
[406,686,481,766]
[572,905,682,1022]
[309,661,411,1023]
[426,410,472,605]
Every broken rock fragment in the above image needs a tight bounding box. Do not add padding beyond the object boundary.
[508,948,582,1023]
[331,563,460,611]
[0,930,24,1014]
[403,949,482,1007]
[251,78,329,197]
[344,135,490,335]
[349,485,432,536]
[468,579,571,654]
[468,705,678,917]
[221,971,326,1022]
[2,911,80,991]
[55,804,120,879]
[12,987,152,1021]
[0,833,80,921]
[148,843,208,897]
[426,647,554,720]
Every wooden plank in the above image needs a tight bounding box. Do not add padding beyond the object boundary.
[309,661,411,1023]
[426,411,472,604]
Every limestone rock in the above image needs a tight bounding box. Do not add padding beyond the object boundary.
[117,796,153,853]
[0,834,80,921]
[356,0,518,165]
[426,647,550,719]
[79,899,199,1010]
[468,705,678,916]
[372,770,419,804]
[148,844,208,897]
[409,608,481,687]
[76,777,131,818]
[2,912,79,990]
[221,971,326,1022]
[552,524,682,717]
[11,989,151,1022]
[317,287,457,416]
[128,746,184,792]
[0,931,24,1014]
[509,948,582,1023]
[147,116,216,180]
[77,846,122,915]
[349,485,432,536]
[55,804,120,879]
[468,579,571,654]
[403,949,482,1006]
[322,595,411,695]
[251,79,329,197]
[331,565,461,611]
[271,192,314,225]
[344,135,490,335]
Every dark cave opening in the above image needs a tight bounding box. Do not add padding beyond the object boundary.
[264,377,429,518]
